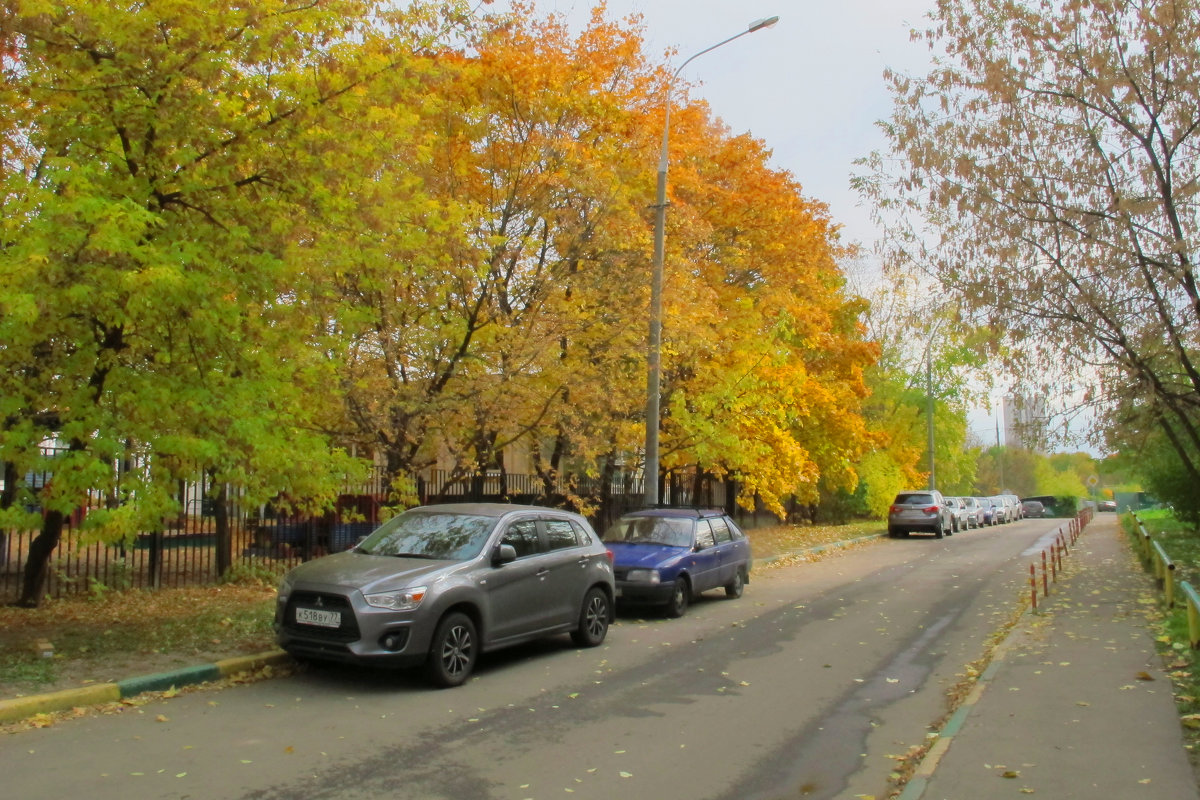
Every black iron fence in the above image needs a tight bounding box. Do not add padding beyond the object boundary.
[1,465,763,604]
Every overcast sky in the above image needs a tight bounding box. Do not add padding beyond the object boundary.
[525,0,937,253]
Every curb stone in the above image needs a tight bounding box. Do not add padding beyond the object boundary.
[0,649,292,725]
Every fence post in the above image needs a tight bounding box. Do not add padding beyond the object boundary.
[1139,524,1152,561]
[1182,582,1200,649]
[1030,563,1038,612]
[1151,540,1176,608]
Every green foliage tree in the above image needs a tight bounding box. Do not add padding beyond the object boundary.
[852,276,983,518]
[0,0,450,604]
[974,446,1093,501]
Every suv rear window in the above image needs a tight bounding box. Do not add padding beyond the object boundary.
[894,493,934,505]
[543,519,581,551]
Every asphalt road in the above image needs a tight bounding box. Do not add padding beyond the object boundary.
[1,518,1067,800]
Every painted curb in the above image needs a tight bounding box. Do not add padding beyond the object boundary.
[215,650,293,677]
[117,664,222,697]
[0,683,121,724]
[0,649,292,725]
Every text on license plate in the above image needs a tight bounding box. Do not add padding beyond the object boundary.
[295,607,341,628]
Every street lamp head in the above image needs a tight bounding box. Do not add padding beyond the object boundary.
[749,16,780,32]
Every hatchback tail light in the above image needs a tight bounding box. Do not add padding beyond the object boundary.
[923,505,941,513]
[605,548,615,564]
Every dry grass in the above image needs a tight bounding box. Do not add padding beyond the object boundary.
[1,584,277,696]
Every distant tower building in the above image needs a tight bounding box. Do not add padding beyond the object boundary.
[1002,395,1047,452]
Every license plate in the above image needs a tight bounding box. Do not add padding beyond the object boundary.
[295,607,341,628]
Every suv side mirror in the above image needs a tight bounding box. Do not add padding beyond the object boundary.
[492,543,517,566]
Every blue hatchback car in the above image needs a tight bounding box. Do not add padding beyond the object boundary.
[601,508,752,617]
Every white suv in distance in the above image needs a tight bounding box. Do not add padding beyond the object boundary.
[957,496,982,528]
[944,496,970,532]
[989,495,1013,523]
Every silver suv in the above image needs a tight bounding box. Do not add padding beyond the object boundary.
[275,503,615,687]
[888,490,954,538]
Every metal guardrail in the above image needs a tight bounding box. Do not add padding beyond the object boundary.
[1152,539,1177,608]
[1132,512,1178,610]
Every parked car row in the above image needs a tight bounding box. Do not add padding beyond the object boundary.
[274,503,753,688]
[888,490,1028,538]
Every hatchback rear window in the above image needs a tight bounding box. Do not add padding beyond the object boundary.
[603,516,693,547]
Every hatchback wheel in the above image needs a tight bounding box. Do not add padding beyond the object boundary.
[724,568,746,599]
[425,612,477,688]
[665,577,690,618]
[571,587,610,647]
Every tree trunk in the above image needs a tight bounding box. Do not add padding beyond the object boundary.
[18,509,65,608]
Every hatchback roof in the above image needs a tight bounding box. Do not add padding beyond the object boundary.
[623,507,727,519]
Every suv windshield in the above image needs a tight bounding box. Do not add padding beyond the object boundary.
[357,511,498,560]
[895,493,935,505]
[602,516,693,548]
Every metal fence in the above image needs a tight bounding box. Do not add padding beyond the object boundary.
[1,465,756,604]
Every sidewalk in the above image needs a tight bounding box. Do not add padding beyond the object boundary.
[903,513,1200,800]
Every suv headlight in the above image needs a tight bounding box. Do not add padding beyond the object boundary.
[277,574,295,600]
[624,568,660,584]
[365,586,427,611]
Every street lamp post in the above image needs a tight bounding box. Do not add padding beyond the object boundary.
[642,16,779,508]
[924,318,946,491]
[927,344,936,490]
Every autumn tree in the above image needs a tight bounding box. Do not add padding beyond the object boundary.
[0,0,455,605]
[858,0,1200,509]
[317,6,659,506]
[326,4,881,519]
[645,91,879,517]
